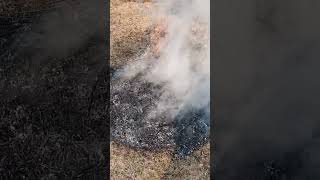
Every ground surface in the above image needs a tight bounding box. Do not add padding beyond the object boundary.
[110,0,210,179]
[111,142,209,180]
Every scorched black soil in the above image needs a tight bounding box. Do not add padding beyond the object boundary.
[110,61,210,156]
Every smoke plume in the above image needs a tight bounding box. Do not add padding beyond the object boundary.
[147,0,210,114]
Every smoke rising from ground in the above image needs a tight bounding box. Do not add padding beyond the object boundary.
[122,0,210,122]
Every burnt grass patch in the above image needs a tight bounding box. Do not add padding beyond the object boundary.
[110,62,210,157]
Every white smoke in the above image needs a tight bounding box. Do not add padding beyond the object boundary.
[147,0,210,117]
[122,0,210,121]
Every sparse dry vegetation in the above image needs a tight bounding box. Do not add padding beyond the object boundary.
[110,1,154,68]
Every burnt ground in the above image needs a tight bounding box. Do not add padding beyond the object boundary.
[0,2,108,179]
[110,60,210,156]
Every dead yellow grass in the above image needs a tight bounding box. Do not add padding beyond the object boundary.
[111,0,152,7]
[110,142,210,180]
[164,144,210,180]
[110,142,172,180]
[110,1,154,68]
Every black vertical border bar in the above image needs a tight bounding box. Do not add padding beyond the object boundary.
[210,0,216,179]
[105,0,111,178]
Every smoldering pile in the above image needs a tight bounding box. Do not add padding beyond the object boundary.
[110,59,209,156]
[110,61,175,149]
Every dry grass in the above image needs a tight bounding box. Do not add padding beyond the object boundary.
[110,1,154,68]
[110,142,210,180]
[110,142,172,180]
[111,0,152,7]
[164,144,210,180]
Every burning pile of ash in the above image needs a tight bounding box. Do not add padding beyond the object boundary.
[111,67,175,149]
[110,60,209,156]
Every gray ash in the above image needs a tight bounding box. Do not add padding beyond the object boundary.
[174,105,209,156]
[111,70,175,149]
[110,63,209,155]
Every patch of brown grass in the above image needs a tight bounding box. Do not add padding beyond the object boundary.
[111,0,152,7]
[110,1,154,68]
[110,142,210,180]
[110,142,172,180]
[164,144,210,180]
